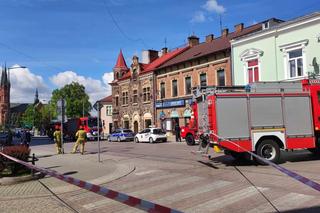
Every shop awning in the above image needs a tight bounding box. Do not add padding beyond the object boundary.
[183,109,192,117]
[170,110,179,118]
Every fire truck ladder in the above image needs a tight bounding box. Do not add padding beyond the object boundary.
[192,86,246,158]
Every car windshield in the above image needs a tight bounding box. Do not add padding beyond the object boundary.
[153,129,165,134]
[123,130,133,133]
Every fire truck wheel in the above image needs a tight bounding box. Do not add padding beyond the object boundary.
[186,134,195,146]
[256,139,280,164]
[134,137,139,143]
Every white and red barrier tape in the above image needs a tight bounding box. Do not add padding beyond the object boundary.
[0,152,183,213]
[210,133,320,193]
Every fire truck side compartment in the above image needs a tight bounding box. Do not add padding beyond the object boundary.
[215,93,314,142]
[216,97,250,139]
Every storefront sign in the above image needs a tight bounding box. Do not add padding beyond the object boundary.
[156,100,185,108]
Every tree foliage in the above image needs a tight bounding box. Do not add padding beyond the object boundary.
[50,82,92,118]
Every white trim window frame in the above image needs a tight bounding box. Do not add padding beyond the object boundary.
[239,48,263,84]
[280,39,308,80]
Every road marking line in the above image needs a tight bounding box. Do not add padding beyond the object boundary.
[247,192,314,213]
[83,176,203,210]
[155,180,232,204]
[186,186,268,213]
[135,170,158,176]
[113,173,182,190]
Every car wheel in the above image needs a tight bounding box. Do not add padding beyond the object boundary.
[186,134,195,146]
[149,137,154,144]
[256,139,280,164]
[135,137,139,143]
[117,137,121,142]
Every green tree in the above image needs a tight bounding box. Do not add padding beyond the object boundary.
[50,82,92,118]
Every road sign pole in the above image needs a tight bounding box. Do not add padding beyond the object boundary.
[97,101,101,162]
[61,99,65,154]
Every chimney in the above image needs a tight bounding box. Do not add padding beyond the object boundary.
[234,23,244,33]
[161,47,168,55]
[188,35,199,47]
[141,50,159,64]
[222,28,229,37]
[205,34,214,43]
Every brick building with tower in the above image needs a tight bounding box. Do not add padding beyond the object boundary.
[110,47,188,133]
[0,66,10,127]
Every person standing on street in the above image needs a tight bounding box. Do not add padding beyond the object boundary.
[175,124,181,142]
[72,126,87,155]
[53,126,62,154]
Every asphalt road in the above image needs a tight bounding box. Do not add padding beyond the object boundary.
[4,137,320,212]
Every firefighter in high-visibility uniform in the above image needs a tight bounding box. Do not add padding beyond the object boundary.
[72,126,87,154]
[53,126,62,154]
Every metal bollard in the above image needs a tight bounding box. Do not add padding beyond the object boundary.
[31,153,35,176]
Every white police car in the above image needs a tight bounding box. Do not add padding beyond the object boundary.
[134,128,167,143]
[108,129,135,142]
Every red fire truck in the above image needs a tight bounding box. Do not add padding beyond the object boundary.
[192,79,320,163]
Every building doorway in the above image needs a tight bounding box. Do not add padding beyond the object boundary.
[133,121,139,133]
[145,119,152,129]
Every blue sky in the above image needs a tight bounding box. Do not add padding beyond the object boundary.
[0,0,319,103]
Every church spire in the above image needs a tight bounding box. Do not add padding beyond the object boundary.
[34,88,39,105]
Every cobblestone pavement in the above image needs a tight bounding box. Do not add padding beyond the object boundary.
[2,137,320,212]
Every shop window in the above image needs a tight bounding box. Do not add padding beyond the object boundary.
[124,120,129,129]
[185,76,192,95]
[247,59,259,83]
[217,69,225,86]
[133,90,138,104]
[172,80,178,97]
[143,87,151,102]
[288,49,303,78]
[160,82,165,99]
[200,73,207,87]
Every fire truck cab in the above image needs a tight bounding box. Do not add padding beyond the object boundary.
[194,79,320,163]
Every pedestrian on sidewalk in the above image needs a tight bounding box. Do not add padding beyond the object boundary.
[71,126,87,154]
[175,124,181,142]
[53,126,62,154]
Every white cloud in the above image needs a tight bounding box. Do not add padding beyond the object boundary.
[191,11,206,23]
[9,65,50,103]
[203,0,226,14]
[50,71,113,104]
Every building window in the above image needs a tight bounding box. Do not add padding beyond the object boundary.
[288,49,303,78]
[115,96,119,107]
[247,59,259,83]
[143,87,151,102]
[172,80,178,97]
[160,82,165,99]
[106,105,112,116]
[200,73,207,87]
[122,92,128,105]
[185,76,192,95]
[133,90,138,104]
[217,69,225,86]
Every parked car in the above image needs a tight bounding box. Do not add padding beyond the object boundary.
[134,128,167,143]
[108,129,134,142]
